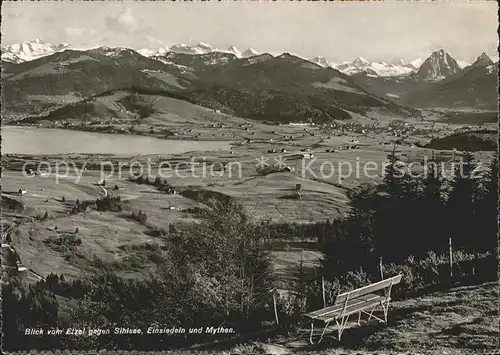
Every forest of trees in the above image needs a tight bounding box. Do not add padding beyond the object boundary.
[1,199,275,351]
[1,151,497,351]
[319,151,497,278]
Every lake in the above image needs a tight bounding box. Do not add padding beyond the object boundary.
[2,126,231,156]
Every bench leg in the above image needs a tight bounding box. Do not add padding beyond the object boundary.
[318,320,331,344]
[367,305,376,322]
[358,311,361,326]
[382,298,391,323]
[361,302,387,324]
[335,314,350,341]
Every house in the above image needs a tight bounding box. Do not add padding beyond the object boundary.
[18,189,27,195]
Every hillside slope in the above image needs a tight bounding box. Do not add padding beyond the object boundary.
[37,87,249,128]
[187,53,417,123]
[1,49,191,118]
[2,49,417,124]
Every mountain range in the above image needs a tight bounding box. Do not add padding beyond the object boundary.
[352,50,497,110]
[1,39,71,64]
[1,45,417,122]
[1,39,497,122]
[0,39,479,79]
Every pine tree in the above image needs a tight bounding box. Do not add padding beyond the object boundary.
[294,250,308,315]
[418,163,446,255]
[475,155,498,252]
[447,152,481,251]
[382,150,402,196]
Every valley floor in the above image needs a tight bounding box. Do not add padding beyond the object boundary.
[1,120,494,285]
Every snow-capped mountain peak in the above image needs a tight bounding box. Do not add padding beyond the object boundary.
[352,57,370,66]
[310,56,332,68]
[169,43,197,54]
[226,46,242,57]
[137,48,158,57]
[227,45,238,51]
[456,59,471,69]
[409,58,423,69]
[1,39,71,63]
[196,42,213,51]
[391,58,406,66]
[91,46,140,58]
[241,48,259,58]
[335,56,417,77]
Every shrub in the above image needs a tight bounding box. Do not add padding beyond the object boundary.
[96,195,122,212]
[131,210,148,225]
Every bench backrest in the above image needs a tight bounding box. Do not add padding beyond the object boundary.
[334,274,402,305]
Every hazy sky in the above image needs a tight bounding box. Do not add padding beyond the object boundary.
[2,1,498,62]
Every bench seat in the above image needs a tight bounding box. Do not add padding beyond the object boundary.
[305,293,383,321]
[305,274,402,343]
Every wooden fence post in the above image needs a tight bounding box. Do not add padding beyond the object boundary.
[321,277,326,308]
[379,257,384,280]
[449,237,453,278]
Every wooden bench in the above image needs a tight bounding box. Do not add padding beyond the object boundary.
[305,274,402,343]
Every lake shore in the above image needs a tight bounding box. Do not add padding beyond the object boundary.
[5,121,238,142]
[2,125,232,156]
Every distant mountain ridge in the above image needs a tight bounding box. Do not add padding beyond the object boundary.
[1,39,262,63]
[350,50,497,110]
[1,41,495,118]
[1,45,417,123]
[331,57,418,77]
[1,39,71,63]
[401,57,498,109]
[3,39,489,79]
